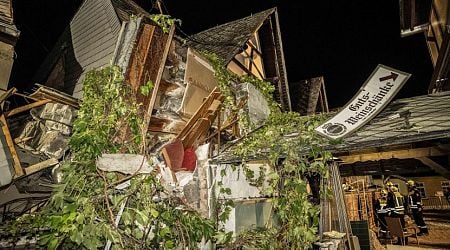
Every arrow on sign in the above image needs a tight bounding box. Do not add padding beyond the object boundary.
[379,72,399,82]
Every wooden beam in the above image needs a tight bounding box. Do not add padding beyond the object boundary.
[243,49,265,79]
[176,88,221,140]
[339,146,450,164]
[231,58,253,76]
[6,99,51,117]
[416,157,450,180]
[0,114,23,177]
[246,41,263,56]
[142,25,175,134]
[24,158,59,176]
[0,87,16,104]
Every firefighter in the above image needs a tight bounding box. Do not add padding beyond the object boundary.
[387,185,407,244]
[374,189,389,238]
[407,180,429,235]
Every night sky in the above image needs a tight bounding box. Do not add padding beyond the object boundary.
[11,0,433,108]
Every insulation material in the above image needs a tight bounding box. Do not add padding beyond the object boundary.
[31,103,77,135]
[16,121,44,152]
[180,49,218,117]
[195,143,210,161]
[157,84,185,113]
[96,154,153,175]
[238,83,270,127]
[15,103,75,159]
[156,40,186,114]
[36,131,69,159]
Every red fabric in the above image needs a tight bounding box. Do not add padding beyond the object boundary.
[182,148,197,171]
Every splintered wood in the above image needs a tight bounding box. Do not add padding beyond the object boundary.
[125,22,175,134]
[176,88,223,149]
[345,192,376,229]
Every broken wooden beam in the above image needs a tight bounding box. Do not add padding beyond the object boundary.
[0,114,23,177]
[339,146,449,164]
[0,87,16,105]
[24,158,59,175]
[176,87,221,140]
[6,99,52,117]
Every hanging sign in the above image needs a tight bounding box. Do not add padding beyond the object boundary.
[315,64,411,140]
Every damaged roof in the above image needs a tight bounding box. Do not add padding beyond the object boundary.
[187,8,276,64]
[331,91,450,152]
[213,92,450,163]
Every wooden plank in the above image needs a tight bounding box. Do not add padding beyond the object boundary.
[6,99,52,117]
[148,115,185,134]
[142,25,175,134]
[0,87,16,104]
[126,24,156,92]
[0,114,23,177]
[28,86,80,108]
[183,118,210,148]
[161,147,180,182]
[217,109,221,155]
[339,146,450,164]
[24,158,59,175]
[176,88,220,140]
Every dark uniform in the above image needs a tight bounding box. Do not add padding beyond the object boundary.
[408,187,428,235]
[387,187,407,244]
[374,194,389,238]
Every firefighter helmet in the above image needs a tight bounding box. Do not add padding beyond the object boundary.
[381,189,388,196]
[386,181,394,187]
[391,186,399,192]
[407,179,415,187]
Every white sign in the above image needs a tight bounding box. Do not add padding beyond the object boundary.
[315,64,411,140]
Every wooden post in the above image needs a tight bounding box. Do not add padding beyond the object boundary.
[0,114,23,177]
[217,108,221,156]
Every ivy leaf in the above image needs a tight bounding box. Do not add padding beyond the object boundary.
[48,237,60,250]
[164,240,174,249]
[133,228,143,239]
[140,80,154,96]
[159,226,170,237]
[150,208,159,218]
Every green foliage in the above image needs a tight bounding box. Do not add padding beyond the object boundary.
[206,55,333,249]
[140,80,154,96]
[150,14,181,33]
[10,66,214,249]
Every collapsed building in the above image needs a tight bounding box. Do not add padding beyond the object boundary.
[0,0,296,232]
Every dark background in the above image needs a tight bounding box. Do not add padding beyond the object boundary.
[11,0,433,108]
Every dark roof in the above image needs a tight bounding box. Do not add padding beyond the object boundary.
[212,92,450,163]
[187,8,276,64]
[331,91,450,152]
[0,0,19,39]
